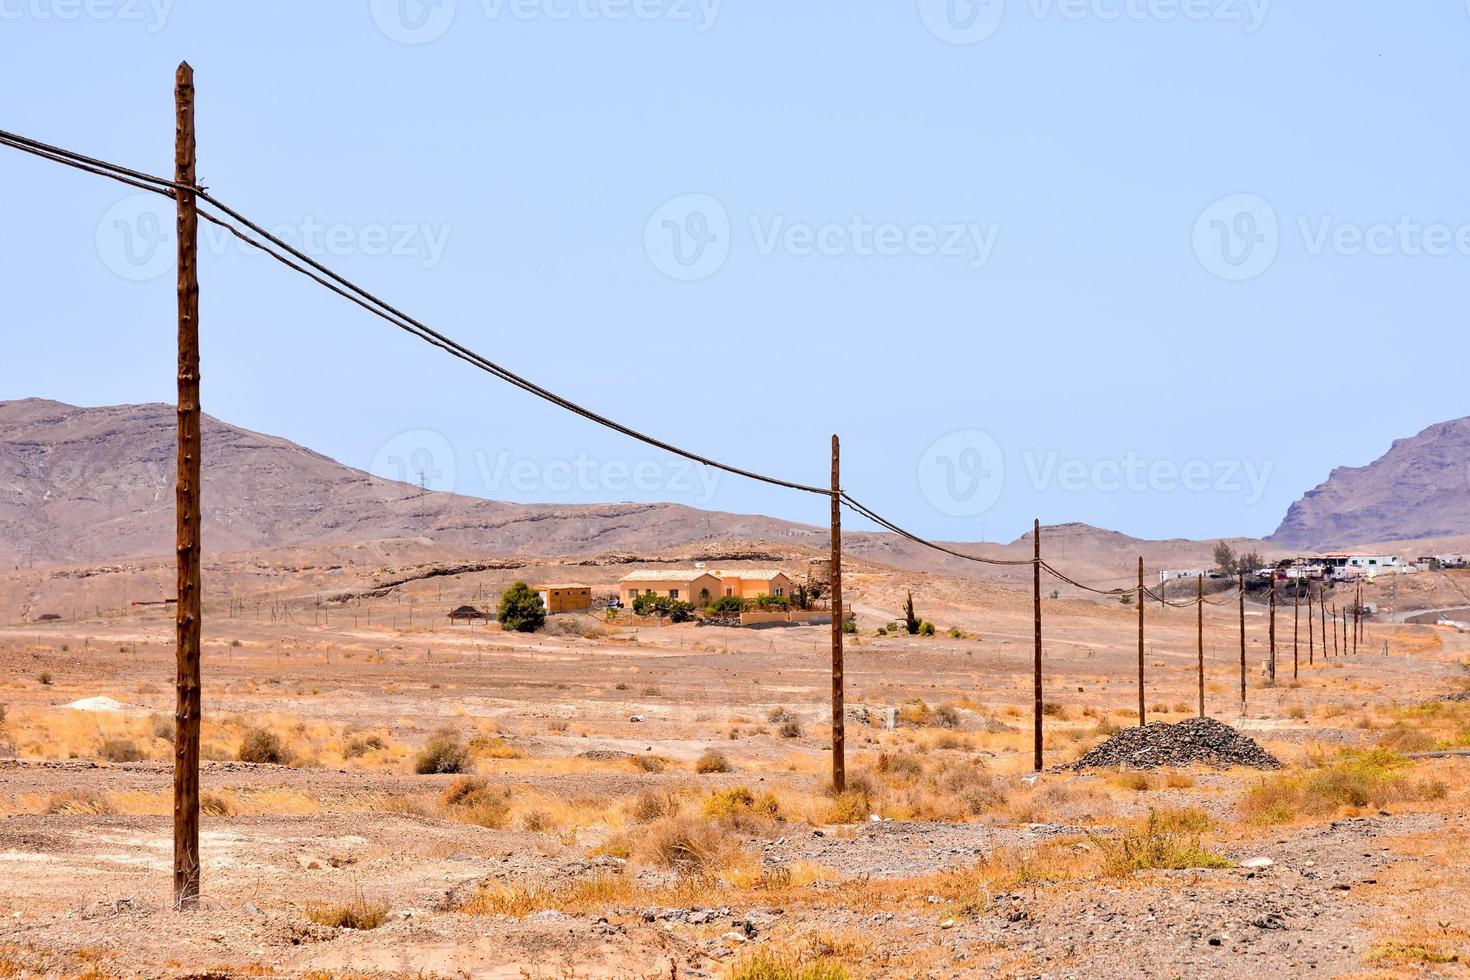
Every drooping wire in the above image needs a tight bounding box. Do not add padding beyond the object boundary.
[0,125,1282,607]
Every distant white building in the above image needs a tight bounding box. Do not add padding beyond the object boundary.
[1158,569,1206,584]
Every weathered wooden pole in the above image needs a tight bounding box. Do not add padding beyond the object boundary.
[1196,573,1204,717]
[1332,604,1339,657]
[1137,557,1145,726]
[1352,581,1360,656]
[829,434,844,793]
[1319,584,1326,659]
[1268,579,1276,684]
[1238,570,1246,711]
[1032,519,1043,772]
[173,61,202,912]
[1293,578,1300,679]
[1311,581,1323,667]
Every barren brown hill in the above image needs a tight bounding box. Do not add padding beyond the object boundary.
[1,399,1279,590]
[1271,416,1470,551]
[0,398,825,567]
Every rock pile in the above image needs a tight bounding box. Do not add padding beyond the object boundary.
[1069,717,1281,771]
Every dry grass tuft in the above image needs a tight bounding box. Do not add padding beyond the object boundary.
[415,728,471,774]
[695,750,733,774]
[1238,748,1447,825]
[97,737,144,763]
[440,776,510,828]
[42,790,114,816]
[305,892,390,930]
[637,814,743,871]
[237,727,291,766]
[1095,808,1230,877]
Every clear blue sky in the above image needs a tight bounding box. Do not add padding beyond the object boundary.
[4,2,1467,544]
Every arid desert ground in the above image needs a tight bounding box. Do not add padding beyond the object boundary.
[1,545,1469,979]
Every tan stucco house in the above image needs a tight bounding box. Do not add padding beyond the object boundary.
[619,568,794,605]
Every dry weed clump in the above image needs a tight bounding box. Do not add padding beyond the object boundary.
[441,776,510,828]
[97,737,144,763]
[415,728,471,774]
[729,947,853,980]
[702,786,782,826]
[695,750,733,774]
[630,787,682,823]
[42,790,115,816]
[237,727,291,766]
[630,754,669,773]
[1238,748,1448,825]
[304,891,390,930]
[459,873,633,917]
[1095,807,1230,876]
[638,813,744,872]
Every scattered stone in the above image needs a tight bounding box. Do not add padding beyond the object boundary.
[1068,718,1282,771]
[1240,857,1275,869]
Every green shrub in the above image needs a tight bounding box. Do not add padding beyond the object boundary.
[497,582,546,633]
[919,621,936,637]
[707,595,744,615]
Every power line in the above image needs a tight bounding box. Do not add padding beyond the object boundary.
[192,191,832,498]
[1,126,1260,604]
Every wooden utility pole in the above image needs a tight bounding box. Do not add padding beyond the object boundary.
[1352,582,1360,656]
[1319,585,1326,659]
[1293,579,1300,679]
[1332,604,1339,657]
[1311,581,1323,667]
[829,435,844,793]
[1032,519,1043,772]
[1268,580,1276,684]
[173,61,202,912]
[1238,571,1246,711]
[1137,557,1145,726]
[1196,573,1204,718]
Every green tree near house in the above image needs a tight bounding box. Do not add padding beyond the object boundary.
[497,581,546,633]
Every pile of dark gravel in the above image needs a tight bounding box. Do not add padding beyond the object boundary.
[1069,717,1281,771]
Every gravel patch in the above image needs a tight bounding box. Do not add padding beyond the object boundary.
[1069,718,1282,771]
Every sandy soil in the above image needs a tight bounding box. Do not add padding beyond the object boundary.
[2,559,1469,978]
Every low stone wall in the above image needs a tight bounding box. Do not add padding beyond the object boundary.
[738,610,831,628]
